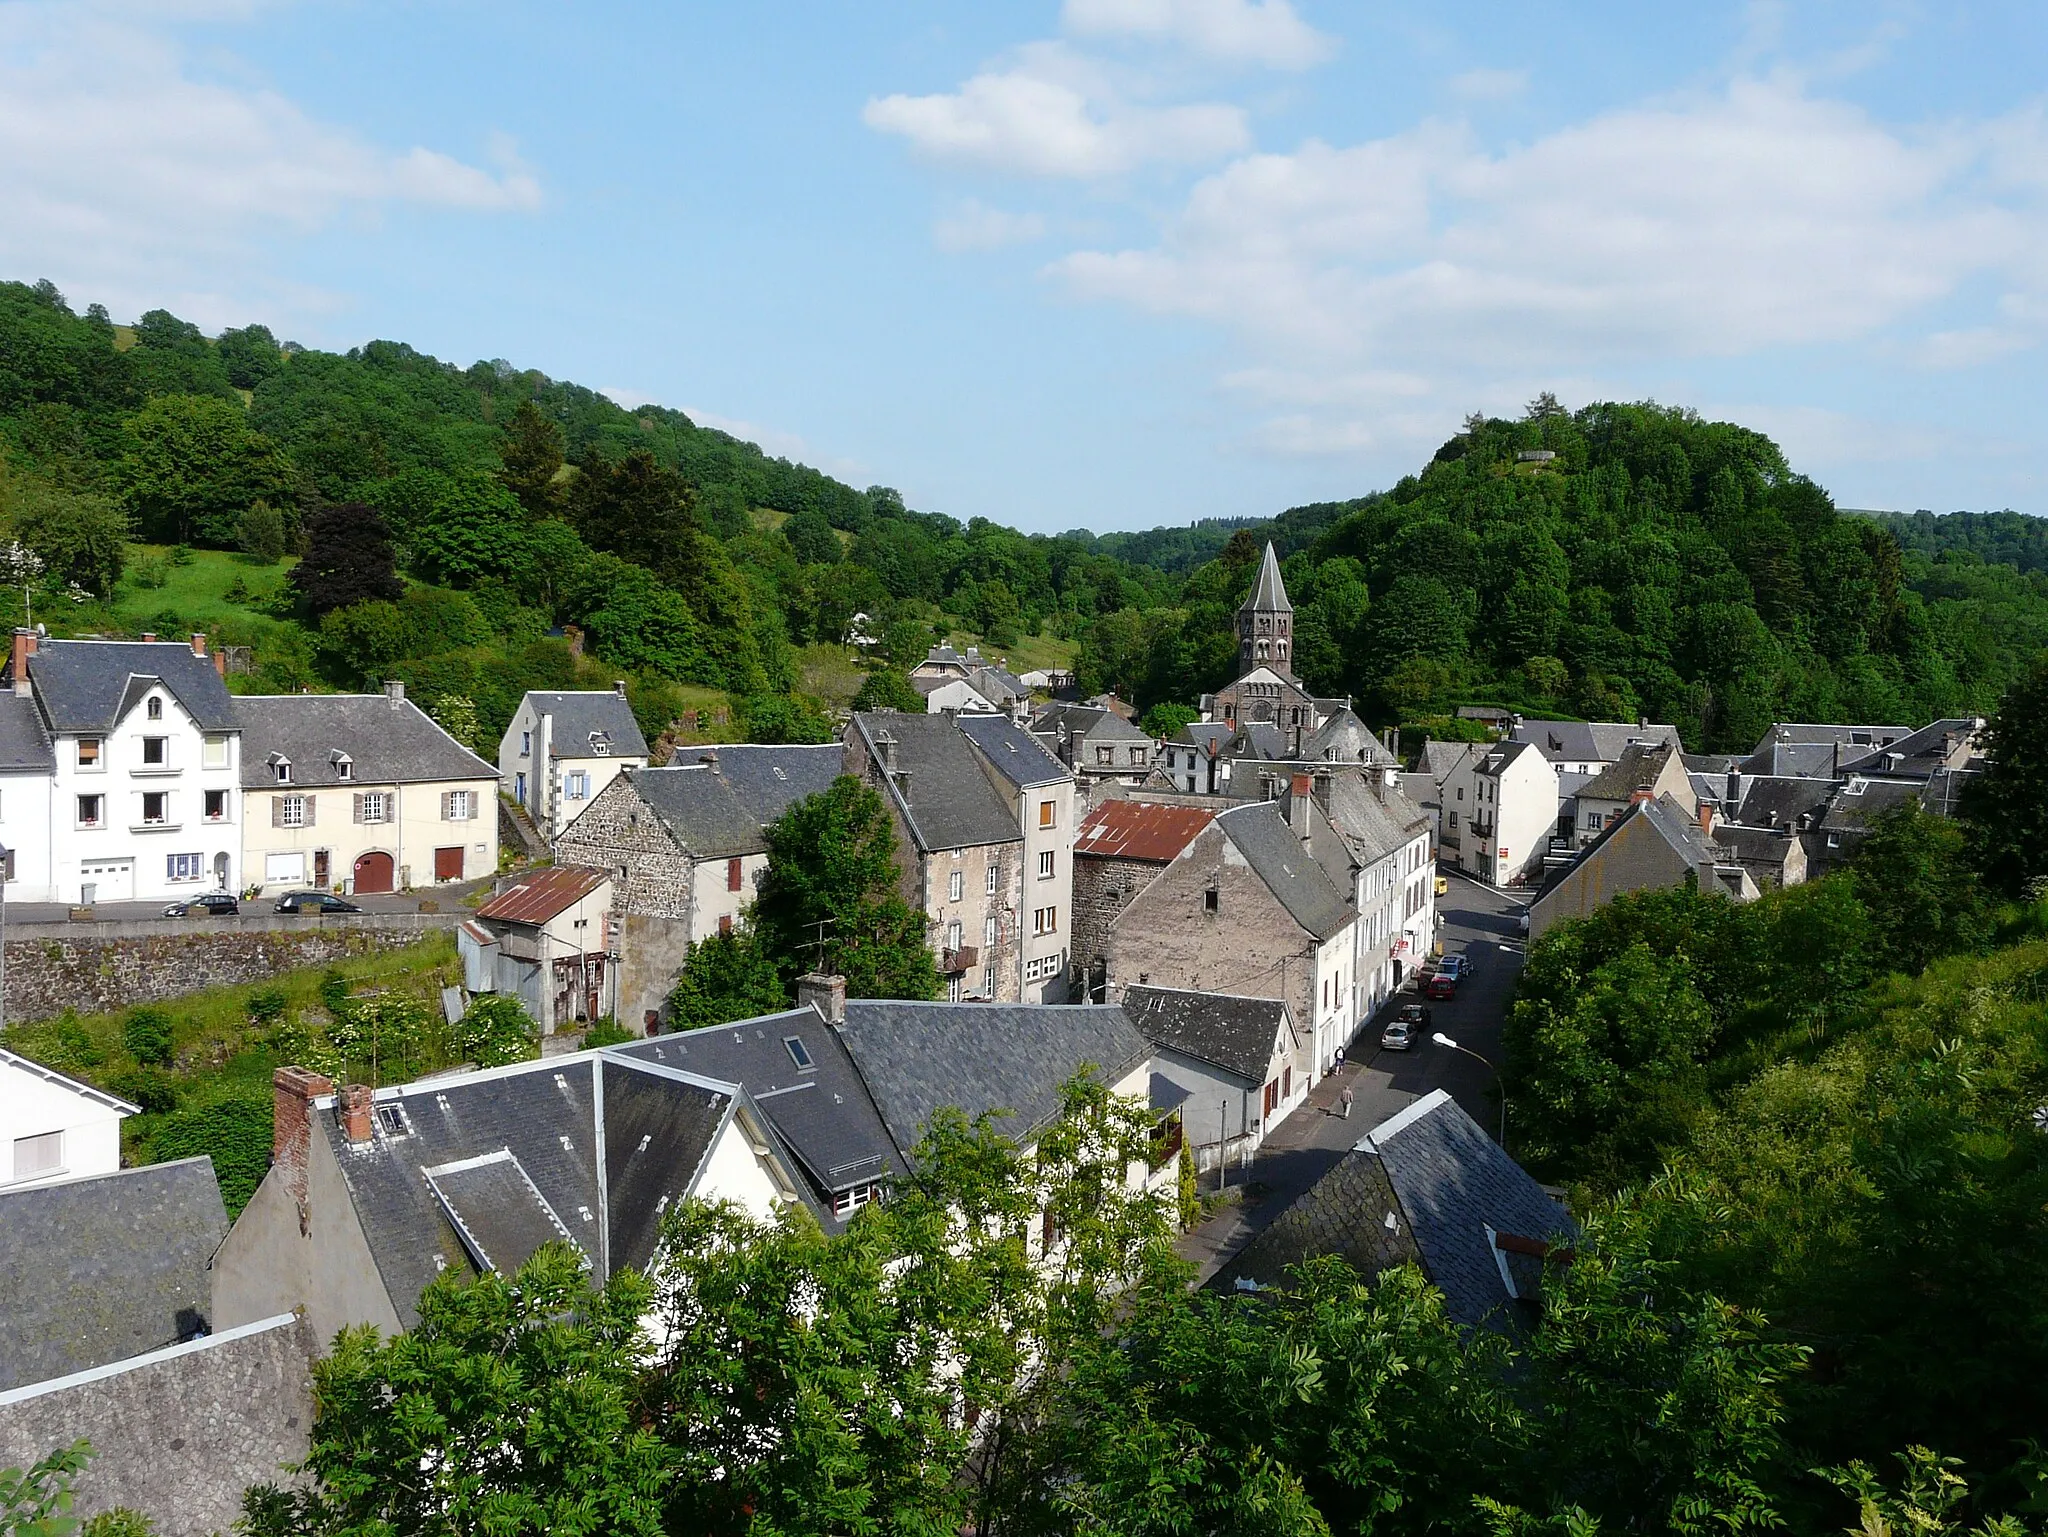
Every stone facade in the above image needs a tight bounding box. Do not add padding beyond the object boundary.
[1071,850,1169,1000]
[555,775,694,922]
[0,1315,314,1537]
[2,918,451,1025]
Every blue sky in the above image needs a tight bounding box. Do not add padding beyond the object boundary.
[5,2,2047,533]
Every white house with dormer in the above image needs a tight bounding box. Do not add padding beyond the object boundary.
[498,686,651,840]
[0,1046,135,1187]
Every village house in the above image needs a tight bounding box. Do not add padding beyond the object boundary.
[3,630,243,904]
[1571,742,1697,846]
[955,713,1077,1002]
[1071,797,1218,1004]
[1439,738,1559,887]
[1031,700,1157,791]
[497,685,650,841]
[1528,795,1758,940]
[1122,985,1306,1175]
[459,864,617,1033]
[1509,717,1684,777]
[237,684,499,894]
[910,644,1031,720]
[1,1046,134,1187]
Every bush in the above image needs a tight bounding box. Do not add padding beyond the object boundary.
[850,670,921,713]
[451,995,537,1069]
[581,1017,636,1049]
[148,1094,272,1215]
[236,500,287,563]
[247,988,288,1027]
[121,1005,175,1067]
[106,1067,178,1115]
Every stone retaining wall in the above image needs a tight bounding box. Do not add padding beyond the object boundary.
[3,916,454,1024]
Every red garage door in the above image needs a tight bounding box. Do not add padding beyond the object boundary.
[353,851,394,894]
[434,845,465,882]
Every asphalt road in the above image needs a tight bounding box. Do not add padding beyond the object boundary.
[1,881,491,926]
[1178,872,1529,1280]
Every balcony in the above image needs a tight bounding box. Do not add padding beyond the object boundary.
[940,945,980,974]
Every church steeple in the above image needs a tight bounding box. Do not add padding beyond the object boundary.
[1236,542,1294,679]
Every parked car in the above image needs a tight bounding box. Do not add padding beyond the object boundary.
[1436,953,1469,980]
[1425,970,1458,1001]
[275,891,361,915]
[1380,1018,1416,1051]
[163,892,239,918]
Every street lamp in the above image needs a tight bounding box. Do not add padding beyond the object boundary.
[1432,1032,1506,1145]
[1,841,9,1039]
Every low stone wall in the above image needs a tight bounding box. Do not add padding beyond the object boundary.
[3,915,455,1024]
[0,1314,314,1537]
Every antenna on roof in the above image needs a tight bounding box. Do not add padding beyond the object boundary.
[804,917,836,974]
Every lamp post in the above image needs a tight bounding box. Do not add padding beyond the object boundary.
[1,841,9,1038]
[1432,1032,1506,1146]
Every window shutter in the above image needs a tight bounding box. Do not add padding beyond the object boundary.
[353,793,366,824]
[441,790,454,820]
[272,796,285,828]
[304,795,316,826]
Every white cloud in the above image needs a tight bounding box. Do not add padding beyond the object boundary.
[0,2,540,326]
[934,201,1048,252]
[600,387,663,411]
[682,407,871,484]
[1060,0,1335,70]
[1048,75,2048,453]
[1449,67,1528,102]
[863,43,1248,178]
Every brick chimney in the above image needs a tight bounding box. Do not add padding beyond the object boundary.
[338,1083,375,1143]
[141,631,157,642]
[1290,772,1313,851]
[212,647,227,679]
[11,628,34,697]
[273,1066,334,1237]
[797,972,847,1024]
[190,632,207,658]
[1699,801,1716,839]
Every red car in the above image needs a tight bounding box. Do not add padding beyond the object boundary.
[1424,970,1458,1001]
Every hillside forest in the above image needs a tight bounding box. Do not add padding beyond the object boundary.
[3,278,2046,758]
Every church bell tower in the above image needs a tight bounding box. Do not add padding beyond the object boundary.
[1236,543,1294,681]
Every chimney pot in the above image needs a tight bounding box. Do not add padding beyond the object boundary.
[339,1083,375,1144]
[614,679,628,697]
[797,972,847,1024]
[141,632,157,643]
[384,679,404,707]
[191,633,206,657]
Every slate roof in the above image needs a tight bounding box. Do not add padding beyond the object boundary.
[1123,985,1295,1084]
[1416,740,1472,784]
[321,1053,735,1325]
[235,694,496,788]
[1739,739,1845,778]
[1478,738,1547,777]
[1821,776,1928,834]
[1837,718,1983,778]
[1316,771,1430,864]
[626,746,840,860]
[1730,774,1836,830]
[1711,823,1801,872]
[1510,718,1682,765]
[1239,542,1293,614]
[1169,721,1235,755]
[956,713,1072,789]
[525,690,650,760]
[835,1000,1150,1153]
[1300,707,1395,766]
[1215,801,1352,940]
[1031,701,1154,745]
[851,712,1021,852]
[0,1159,228,1391]
[1075,799,1216,862]
[1213,1091,1575,1329]
[616,1009,905,1221]
[21,639,237,733]
[1577,743,1678,803]
[1536,792,1738,906]
[475,864,609,925]
[1751,722,1913,753]
[0,691,53,771]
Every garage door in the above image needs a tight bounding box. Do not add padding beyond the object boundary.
[81,859,134,903]
[434,845,465,882]
[353,851,395,894]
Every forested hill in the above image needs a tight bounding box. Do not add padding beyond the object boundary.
[1,275,2042,758]
[1079,403,2048,751]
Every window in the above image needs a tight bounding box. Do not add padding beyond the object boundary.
[520,730,532,756]
[727,857,743,892]
[1038,800,1056,829]
[948,870,963,902]
[718,914,733,936]
[203,734,228,769]
[976,914,994,951]
[279,795,307,828]
[565,771,589,799]
[76,794,103,827]
[356,792,388,824]
[77,737,101,769]
[146,695,162,720]
[592,739,611,757]
[335,756,353,781]
[265,852,305,883]
[784,1036,814,1070]
[1,848,13,883]
[1204,888,1218,914]
[1038,849,1055,879]
[273,758,291,784]
[1033,906,1057,936]
[1448,811,1459,832]
[946,920,963,950]
[443,790,475,820]
[986,862,998,895]
[1095,745,1113,765]
[1586,812,1605,830]
[376,1103,412,1138]
[167,852,202,882]
[983,963,998,997]
[12,1131,62,1180]
[1129,746,1146,764]
[832,1183,880,1219]
[1456,786,1464,801]
[141,736,167,766]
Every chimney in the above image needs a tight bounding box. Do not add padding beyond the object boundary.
[614,679,628,697]
[892,768,913,806]
[797,972,847,1024]
[384,679,404,708]
[1630,788,1655,804]
[338,1083,375,1144]
[876,732,897,770]
[1290,772,1313,850]
[1699,801,1715,839]
[141,631,157,643]
[212,648,227,679]
[272,1066,334,1237]
[1725,769,1740,808]
[190,633,206,658]
[10,627,34,697]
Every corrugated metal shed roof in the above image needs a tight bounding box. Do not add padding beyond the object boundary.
[1074,799,1217,862]
[475,865,610,925]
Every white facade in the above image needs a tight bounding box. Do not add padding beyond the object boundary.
[245,776,496,894]
[0,1048,134,1187]
[1350,825,1437,1026]
[498,690,650,840]
[920,679,999,715]
[1017,776,1075,1003]
[1309,923,1357,1079]
[0,766,54,903]
[1450,744,1559,886]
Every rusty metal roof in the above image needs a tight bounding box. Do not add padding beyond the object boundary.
[475,864,611,926]
[1073,799,1216,862]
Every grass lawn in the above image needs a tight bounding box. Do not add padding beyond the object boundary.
[941,627,1079,676]
[110,544,295,630]
[0,934,470,1214]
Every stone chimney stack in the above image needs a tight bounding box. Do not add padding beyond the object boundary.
[797,972,847,1024]
[339,1083,375,1144]
[384,679,405,709]
[10,627,34,697]
[614,679,629,697]
[190,632,207,657]
[1290,772,1313,852]
[273,1066,334,1236]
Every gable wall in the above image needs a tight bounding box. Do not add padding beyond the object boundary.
[1529,813,1691,940]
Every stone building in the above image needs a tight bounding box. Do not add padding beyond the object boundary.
[1197,545,1351,752]
[1071,798,1219,1002]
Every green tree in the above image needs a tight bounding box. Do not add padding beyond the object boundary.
[235,499,287,563]
[1963,655,2048,898]
[117,394,290,546]
[0,1440,92,1537]
[450,994,536,1068]
[497,400,564,518]
[1139,701,1200,739]
[753,776,939,999]
[120,1005,174,1068]
[1849,800,1993,974]
[739,693,831,744]
[242,1245,671,1537]
[216,323,283,390]
[783,507,841,565]
[667,928,790,1027]
[11,482,128,596]
[290,502,403,620]
[850,669,922,713]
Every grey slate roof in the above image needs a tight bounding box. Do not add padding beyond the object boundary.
[1576,743,1677,803]
[235,694,496,788]
[1215,801,1352,940]
[835,1000,1150,1154]
[1300,707,1395,766]
[1415,740,1472,784]
[1123,985,1295,1084]
[0,1159,228,1391]
[852,712,1021,852]
[1738,740,1843,778]
[322,1054,733,1325]
[635,746,842,859]
[1170,721,1235,754]
[1751,722,1913,754]
[22,639,237,733]
[956,713,1073,789]
[1510,718,1681,765]
[1239,542,1293,614]
[617,1010,905,1219]
[1837,718,1982,779]
[1213,1091,1575,1329]
[1031,701,1154,745]
[1821,776,1927,834]
[0,691,53,771]
[1731,774,1835,830]
[1479,738,1548,777]
[526,690,650,760]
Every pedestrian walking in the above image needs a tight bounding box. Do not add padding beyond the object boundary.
[1340,1085,1354,1118]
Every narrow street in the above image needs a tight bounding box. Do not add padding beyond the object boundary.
[1177,872,1528,1280]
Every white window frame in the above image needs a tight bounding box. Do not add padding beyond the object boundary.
[203,734,229,769]
[1037,849,1055,880]
[167,852,203,883]
[948,870,963,903]
[12,1130,63,1181]
[280,794,307,829]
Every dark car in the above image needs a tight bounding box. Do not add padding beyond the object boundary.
[163,892,239,918]
[1425,970,1458,1001]
[275,891,361,915]
[1382,1001,1429,1050]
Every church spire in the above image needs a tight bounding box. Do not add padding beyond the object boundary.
[1236,542,1295,679]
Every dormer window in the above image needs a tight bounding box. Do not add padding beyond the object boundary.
[332,752,353,782]
[271,755,291,784]
[590,732,611,757]
[146,696,162,720]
